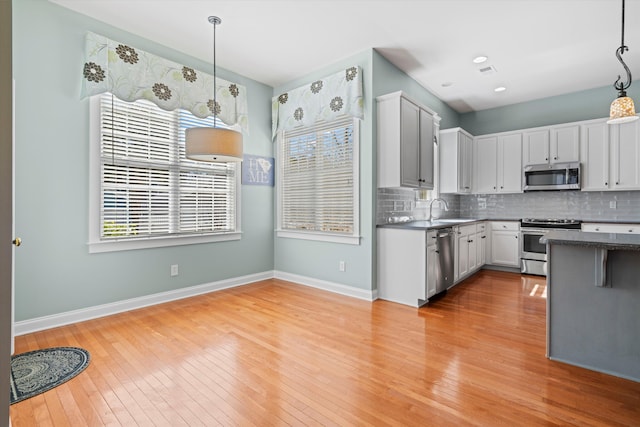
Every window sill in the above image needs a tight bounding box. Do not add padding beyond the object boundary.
[88,232,242,253]
[276,230,360,245]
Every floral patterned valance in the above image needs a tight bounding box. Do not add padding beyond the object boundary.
[81,32,249,134]
[272,66,364,139]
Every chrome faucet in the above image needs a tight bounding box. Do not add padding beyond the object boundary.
[428,198,449,221]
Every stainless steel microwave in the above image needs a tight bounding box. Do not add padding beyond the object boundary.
[523,162,580,191]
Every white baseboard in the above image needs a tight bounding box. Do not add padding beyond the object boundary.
[14,271,273,336]
[14,271,376,336]
[274,270,377,301]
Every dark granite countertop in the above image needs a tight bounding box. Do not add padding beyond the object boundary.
[377,219,480,230]
[541,230,640,251]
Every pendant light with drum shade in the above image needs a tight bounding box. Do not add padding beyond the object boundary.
[608,0,639,124]
[186,16,243,162]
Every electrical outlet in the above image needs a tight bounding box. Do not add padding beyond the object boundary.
[339,261,346,272]
[610,201,617,209]
[170,264,179,276]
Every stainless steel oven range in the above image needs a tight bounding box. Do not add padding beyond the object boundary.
[520,218,581,276]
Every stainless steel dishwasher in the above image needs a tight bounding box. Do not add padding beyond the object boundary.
[435,228,454,294]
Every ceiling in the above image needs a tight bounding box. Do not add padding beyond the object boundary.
[50,0,640,113]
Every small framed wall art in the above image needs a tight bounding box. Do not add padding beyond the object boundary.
[242,154,274,186]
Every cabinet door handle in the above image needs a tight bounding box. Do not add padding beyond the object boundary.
[629,229,634,233]
[554,156,557,160]
[515,235,518,239]
[605,182,608,186]
[545,157,548,161]
[468,239,473,243]
[481,236,486,239]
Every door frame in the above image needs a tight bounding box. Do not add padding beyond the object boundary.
[1,0,13,424]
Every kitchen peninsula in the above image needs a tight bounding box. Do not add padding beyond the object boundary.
[542,230,640,382]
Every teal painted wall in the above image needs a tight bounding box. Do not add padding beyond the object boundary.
[272,51,376,290]
[459,85,640,136]
[12,0,274,321]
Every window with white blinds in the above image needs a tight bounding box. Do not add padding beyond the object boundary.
[277,117,360,245]
[89,93,240,252]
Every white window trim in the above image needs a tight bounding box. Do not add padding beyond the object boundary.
[88,95,241,253]
[276,117,360,245]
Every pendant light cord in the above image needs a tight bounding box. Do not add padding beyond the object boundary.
[621,0,626,47]
[614,0,632,93]
[209,16,220,129]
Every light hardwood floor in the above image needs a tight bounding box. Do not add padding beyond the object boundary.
[10,271,640,426]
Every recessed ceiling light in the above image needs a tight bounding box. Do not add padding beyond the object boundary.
[494,86,507,92]
[441,82,453,87]
[473,56,488,64]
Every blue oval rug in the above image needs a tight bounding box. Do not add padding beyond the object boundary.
[10,347,90,404]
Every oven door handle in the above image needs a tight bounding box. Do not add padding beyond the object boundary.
[521,228,551,235]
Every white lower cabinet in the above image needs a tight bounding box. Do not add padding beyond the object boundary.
[453,222,485,285]
[476,222,487,267]
[489,221,520,267]
[378,222,492,306]
[378,228,439,307]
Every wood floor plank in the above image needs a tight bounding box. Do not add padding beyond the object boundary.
[10,271,640,426]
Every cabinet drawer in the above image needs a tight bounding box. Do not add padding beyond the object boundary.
[458,224,477,236]
[476,222,486,232]
[491,221,520,231]
[582,223,640,234]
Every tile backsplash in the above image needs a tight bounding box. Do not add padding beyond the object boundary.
[376,188,460,224]
[377,189,640,224]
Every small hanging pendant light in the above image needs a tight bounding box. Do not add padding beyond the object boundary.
[186,16,243,162]
[608,0,639,124]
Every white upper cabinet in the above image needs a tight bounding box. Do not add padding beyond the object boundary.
[474,136,498,193]
[473,132,522,194]
[497,133,523,193]
[581,118,640,191]
[399,98,421,187]
[523,129,549,165]
[580,119,610,191]
[551,124,580,163]
[523,125,579,165]
[377,92,440,189]
[611,119,640,190]
[420,109,436,188]
[439,128,472,194]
